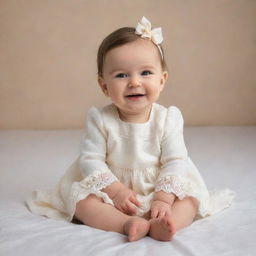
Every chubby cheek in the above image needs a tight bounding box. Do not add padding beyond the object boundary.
[108,84,124,100]
[147,83,162,97]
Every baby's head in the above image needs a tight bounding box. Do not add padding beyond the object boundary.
[96,17,168,122]
[97,26,167,77]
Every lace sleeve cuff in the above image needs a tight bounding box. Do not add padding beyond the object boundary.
[79,171,118,191]
[155,175,186,200]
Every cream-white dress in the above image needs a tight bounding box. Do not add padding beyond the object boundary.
[27,103,235,221]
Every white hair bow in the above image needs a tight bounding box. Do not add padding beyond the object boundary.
[135,16,163,59]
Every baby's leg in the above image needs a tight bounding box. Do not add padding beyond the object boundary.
[75,194,150,242]
[149,197,198,241]
[171,196,199,230]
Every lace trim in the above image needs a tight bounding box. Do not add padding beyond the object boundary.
[79,171,118,191]
[68,172,117,221]
[155,175,186,199]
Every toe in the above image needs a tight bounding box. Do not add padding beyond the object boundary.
[128,226,137,241]
[165,218,176,235]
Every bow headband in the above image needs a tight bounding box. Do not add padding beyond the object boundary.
[135,16,164,59]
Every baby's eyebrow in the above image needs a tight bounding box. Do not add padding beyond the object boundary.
[140,65,156,70]
[109,69,124,75]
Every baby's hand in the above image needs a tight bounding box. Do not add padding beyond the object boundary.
[112,187,141,216]
[150,200,172,219]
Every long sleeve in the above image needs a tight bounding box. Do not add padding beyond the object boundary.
[78,107,118,192]
[155,106,189,199]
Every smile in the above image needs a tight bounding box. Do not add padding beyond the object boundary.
[125,93,146,101]
[125,93,146,97]
[125,94,146,101]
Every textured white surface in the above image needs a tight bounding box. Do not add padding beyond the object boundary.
[0,127,256,256]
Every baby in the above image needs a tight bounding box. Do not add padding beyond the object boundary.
[27,17,235,242]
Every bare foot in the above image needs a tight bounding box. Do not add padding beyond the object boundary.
[149,216,176,241]
[123,216,150,242]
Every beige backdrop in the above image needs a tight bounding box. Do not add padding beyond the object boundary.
[1,0,256,129]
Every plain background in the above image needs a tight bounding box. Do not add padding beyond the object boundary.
[1,0,256,129]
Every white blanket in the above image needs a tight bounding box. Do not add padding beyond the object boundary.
[0,127,255,256]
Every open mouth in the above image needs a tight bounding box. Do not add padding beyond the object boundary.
[125,93,146,98]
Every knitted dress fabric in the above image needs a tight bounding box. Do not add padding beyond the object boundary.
[27,103,235,221]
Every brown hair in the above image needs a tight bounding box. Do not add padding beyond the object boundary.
[97,27,167,77]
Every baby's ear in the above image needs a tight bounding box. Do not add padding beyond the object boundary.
[98,76,109,96]
[160,71,168,90]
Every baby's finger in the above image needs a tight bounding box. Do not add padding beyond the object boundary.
[123,204,134,215]
[118,206,127,214]
[120,202,130,214]
[158,210,165,219]
[151,208,158,219]
[130,195,141,207]
[126,201,137,215]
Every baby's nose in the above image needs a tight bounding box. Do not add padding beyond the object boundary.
[128,75,141,87]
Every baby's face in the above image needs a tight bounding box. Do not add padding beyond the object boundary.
[98,38,168,123]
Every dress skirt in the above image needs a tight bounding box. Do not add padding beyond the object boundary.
[27,156,235,222]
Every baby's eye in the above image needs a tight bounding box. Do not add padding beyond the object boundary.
[141,70,152,76]
[115,73,128,78]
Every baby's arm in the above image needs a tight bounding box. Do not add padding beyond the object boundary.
[102,181,141,215]
[151,106,188,219]
[101,181,124,198]
[154,191,176,205]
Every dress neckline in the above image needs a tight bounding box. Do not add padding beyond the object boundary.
[112,104,155,126]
